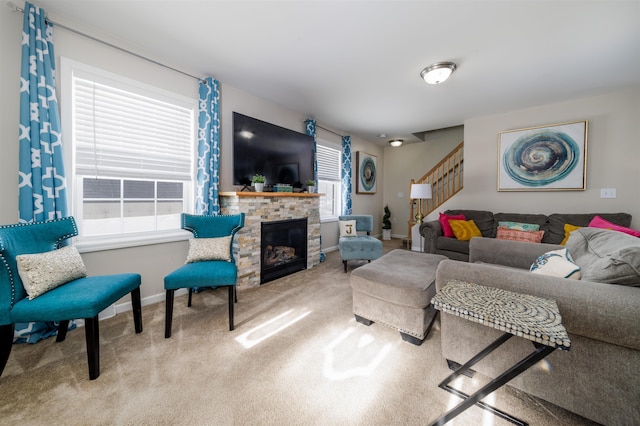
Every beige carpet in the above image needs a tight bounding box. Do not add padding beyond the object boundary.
[0,239,595,425]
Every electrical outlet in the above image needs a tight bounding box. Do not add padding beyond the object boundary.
[600,188,617,199]
[397,192,404,198]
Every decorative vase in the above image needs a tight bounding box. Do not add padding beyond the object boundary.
[382,229,391,240]
[308,186,316,193]
[254,182,264,192]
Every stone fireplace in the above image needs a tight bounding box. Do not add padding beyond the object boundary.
[219,192,321,288]
[261,218,307,284]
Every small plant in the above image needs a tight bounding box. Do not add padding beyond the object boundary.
[305,179,316,186]
[252,174,266,183]
[382,205,392,230]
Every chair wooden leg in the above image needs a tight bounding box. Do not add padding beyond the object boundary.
[188,288,193,307]
[228,286,235,331]
[165,289,175,338]
[84,316,100,380]
[131,287,143,333]
[0,324,15,378]
[56,320,69,342]
[343,260,348,273]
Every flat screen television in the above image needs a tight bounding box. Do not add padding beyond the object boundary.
[233,112,315,189]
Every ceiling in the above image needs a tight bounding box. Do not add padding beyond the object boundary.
[33,0,640,145]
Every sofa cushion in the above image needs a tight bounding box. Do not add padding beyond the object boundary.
[546,213,632,244]
[445,210,495,237]
[436,236,471,255]
[588,215,640,237]
[439,212,466,238]
[566,228,640,286]
[530,248,582,279]
[449,220,482,241]
[496,226,545,243]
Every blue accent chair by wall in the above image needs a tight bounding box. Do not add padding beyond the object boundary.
[0,217,142,380]
[338,215,383,273]
[164,213,245,337]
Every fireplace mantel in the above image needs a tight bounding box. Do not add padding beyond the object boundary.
[219,192,321,288]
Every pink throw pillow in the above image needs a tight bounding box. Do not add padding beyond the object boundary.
[588,215,640,237]
[439,213,466,238]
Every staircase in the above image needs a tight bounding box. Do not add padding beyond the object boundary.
[408,141,464,237]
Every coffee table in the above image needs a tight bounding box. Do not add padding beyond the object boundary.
[430,280,571,426]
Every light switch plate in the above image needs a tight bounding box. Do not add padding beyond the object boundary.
[600,188,617,198]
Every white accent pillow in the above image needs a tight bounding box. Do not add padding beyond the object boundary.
[16,245,87,300]
[339,220,357,237]
[186,236,232,263]
[530,248,582,280]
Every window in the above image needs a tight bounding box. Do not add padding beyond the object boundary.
[316,142,342,221]
[62,59,196,249]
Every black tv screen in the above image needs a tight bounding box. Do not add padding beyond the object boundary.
[233,112,315,188]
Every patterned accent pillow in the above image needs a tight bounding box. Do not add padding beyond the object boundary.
[560,223,581,245]
[439,213,466,238]
[449,219,482,241]
[496,226,545,243]
[498,221,540,232]
[339,220,357,237]
[16,246,87,300]
[588,215,640,237]
[186,236,232,263]
[530,248,582,280]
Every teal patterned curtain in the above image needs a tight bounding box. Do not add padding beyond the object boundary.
[341,136,352,215]
[15,2,72,343]
[18,2,68,223]
[304,119,318,185]
[195,77,221,215]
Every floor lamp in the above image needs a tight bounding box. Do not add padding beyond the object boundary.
[410,183,432,252]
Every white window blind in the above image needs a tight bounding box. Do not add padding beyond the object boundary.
[73,76,193,181]
[317,144,341,181]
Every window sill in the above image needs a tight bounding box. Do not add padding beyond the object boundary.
[74,229,191,253]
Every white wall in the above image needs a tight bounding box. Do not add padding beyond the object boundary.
[427,88,640,228]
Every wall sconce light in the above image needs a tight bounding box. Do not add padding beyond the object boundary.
[420,62,457,84]
[389,139,403,147]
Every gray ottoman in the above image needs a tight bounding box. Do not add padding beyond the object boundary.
[350,249,447,345]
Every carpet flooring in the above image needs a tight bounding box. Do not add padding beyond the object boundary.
[0,239,596,425]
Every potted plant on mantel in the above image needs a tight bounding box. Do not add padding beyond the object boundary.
[252,174,266,192]
[305,179,316,193]
[382,204,392,240]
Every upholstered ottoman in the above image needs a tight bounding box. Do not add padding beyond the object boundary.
[350,249,447,345]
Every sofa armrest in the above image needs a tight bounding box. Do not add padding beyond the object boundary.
[435,259,640,351]
[419,220,442,254]
[469,237,563,269]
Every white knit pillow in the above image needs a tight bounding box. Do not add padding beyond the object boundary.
[186,237,232,263]
[16,246,87,300]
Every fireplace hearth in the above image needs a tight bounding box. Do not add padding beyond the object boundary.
[261,218,308,284]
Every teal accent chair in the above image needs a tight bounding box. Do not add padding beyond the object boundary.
[338,215,383,273]
[0,217,143,380]
[164,213,245,337]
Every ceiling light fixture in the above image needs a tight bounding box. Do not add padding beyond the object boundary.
[389,139,403,147]
[420,62,457,84]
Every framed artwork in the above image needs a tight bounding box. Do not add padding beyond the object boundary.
[356,151,377,194]
[498,120,588,191]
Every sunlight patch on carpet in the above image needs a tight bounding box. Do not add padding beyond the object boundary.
[322,326,393,381]
[235,309,312,349]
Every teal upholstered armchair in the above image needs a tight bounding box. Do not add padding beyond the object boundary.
[338,215,383,273]
[0,217,143,380]
[164,213,245,337]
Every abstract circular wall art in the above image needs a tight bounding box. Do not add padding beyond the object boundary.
[356,151,377,194]
[498,121,587,191]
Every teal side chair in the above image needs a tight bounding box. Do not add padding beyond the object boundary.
[164,213,245,337]
[338,215,383,273]
[0,217,142,381]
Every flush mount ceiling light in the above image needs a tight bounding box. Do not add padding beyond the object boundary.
[420,62,457,84]
[389,139,403,147]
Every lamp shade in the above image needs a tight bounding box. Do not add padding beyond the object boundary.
[389,139,403,147]
[410,183,432,199]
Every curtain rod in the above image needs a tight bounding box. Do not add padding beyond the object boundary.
[8,1,206,83]
[315,124,345,138]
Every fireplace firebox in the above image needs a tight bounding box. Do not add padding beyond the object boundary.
[261,218,308,284]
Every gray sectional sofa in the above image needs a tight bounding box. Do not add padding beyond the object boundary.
[419,210,632,261]
[435,232,640,425]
